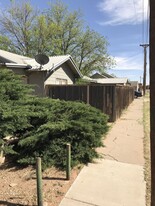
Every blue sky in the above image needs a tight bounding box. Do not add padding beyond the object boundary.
[1,0,150,84]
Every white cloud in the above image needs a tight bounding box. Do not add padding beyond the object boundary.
[97,0,149,25]
[113,54,143,70]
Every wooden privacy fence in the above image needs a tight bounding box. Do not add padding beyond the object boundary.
[46,85,134,122]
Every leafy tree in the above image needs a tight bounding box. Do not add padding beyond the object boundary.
[73,27,113,75]
[0,0,114,75]
[0,35,13,51]
[0,2,38,56]
[45,0,83,56]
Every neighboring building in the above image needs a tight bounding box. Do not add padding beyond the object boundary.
[82,75,97,83]
[83,76,130,86]
[130,81,139,91]
[91,72,115,79]
[93,78,131,86]
[90,72,130,86]
[0,50,82,96]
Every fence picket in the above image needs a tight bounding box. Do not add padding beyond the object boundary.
[46,85,134,122]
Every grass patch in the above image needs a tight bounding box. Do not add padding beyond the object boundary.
[143,92,151,206]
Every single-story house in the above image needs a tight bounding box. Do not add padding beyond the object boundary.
[93,78,131,86]
[83,72,130,86]
[82,75,97,83]
[0,49,82,96]
[130,81,139,91]
[91,72,115,79]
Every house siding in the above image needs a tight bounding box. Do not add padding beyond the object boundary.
[45,63,75,85]
[10,68,26,75]
[8,68,28,84]
[27,71,46,97]
[3,60,78,97]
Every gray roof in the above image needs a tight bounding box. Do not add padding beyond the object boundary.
[94,78,130,85]
[0,49,31,64]
[82,76,97,83]
[130,81,139,86]
[82,76,130,85]
[91,72,115,79]
[0,50,82,77]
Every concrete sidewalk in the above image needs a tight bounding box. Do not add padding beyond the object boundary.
[59,98,146,206]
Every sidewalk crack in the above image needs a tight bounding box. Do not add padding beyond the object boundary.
[113,137,117,143]
[65,197,100,206]
[103,154,118,161]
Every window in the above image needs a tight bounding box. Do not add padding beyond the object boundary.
[56,78,68,85]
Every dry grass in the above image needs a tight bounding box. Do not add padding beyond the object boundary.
[143,91,151,206]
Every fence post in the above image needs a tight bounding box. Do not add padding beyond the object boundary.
[112,86,117,122]
[0,143,4,158]
[87,85,90,104]
[66,143,71,180]
[36,157,43,206]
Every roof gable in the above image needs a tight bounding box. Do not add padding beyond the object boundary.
[91,72,115,79]
[25,55,82,78]
[0,50,82,78]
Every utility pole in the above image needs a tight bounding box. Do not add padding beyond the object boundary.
[150,0,155,205]
[140,44,149,96]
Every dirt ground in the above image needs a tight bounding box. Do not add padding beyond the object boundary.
[0,163,82,206]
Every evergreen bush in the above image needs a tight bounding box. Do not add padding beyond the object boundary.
[0,69,109,170]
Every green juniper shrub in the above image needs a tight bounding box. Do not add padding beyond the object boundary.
[15,99,109,170]
[0,68,109,170]
[0,68,33,155]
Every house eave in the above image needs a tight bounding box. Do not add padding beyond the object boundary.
[0,63,31,69]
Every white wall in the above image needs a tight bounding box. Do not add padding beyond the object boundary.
[45,63,75,85]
